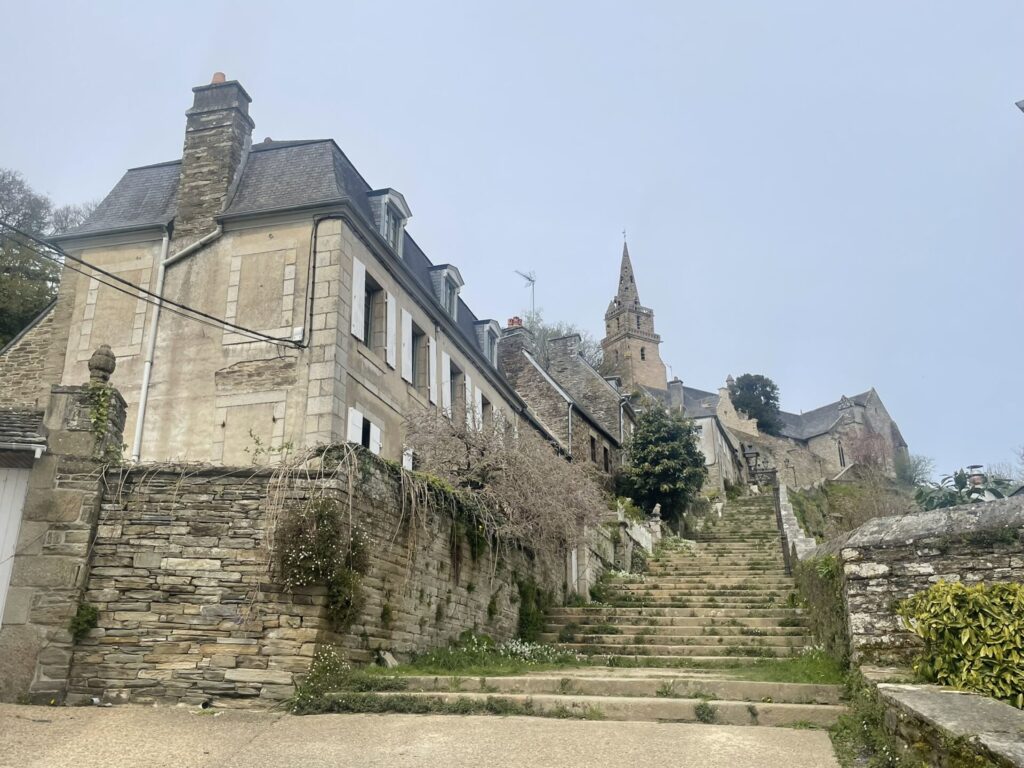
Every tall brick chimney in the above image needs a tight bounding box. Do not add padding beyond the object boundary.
[174,73,254,241]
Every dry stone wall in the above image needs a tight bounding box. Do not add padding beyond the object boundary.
[808,497,1024,664]
[67,454,570,707]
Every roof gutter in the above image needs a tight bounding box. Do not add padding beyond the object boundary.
[131,226,223,462]
[0,443,44,458]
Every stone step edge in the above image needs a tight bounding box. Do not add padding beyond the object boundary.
[396,675,843,705]
[332,690,846,727]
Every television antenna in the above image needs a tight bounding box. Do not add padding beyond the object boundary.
[515,270,536,315]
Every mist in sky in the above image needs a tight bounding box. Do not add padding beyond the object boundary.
[3,0,1022,475]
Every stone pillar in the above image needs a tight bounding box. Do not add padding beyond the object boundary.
[0,347,126,703]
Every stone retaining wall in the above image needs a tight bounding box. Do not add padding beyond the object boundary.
[67,453,639,707]
[812,498,1024,664]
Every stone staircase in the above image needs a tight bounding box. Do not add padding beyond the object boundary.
[365,495,846,727]
[528,495,844,726]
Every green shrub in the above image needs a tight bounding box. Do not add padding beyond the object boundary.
[69,603,99,643]
[897,581,1024,708]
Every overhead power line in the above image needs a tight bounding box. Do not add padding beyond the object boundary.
[0,221,303,349]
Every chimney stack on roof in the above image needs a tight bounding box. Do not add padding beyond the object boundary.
[174,73,254,241]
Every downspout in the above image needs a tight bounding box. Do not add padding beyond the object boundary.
[567,403,573,459]
[131,226,223,461]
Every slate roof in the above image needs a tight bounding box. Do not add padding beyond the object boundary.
[776,391,872,440]
[54,139,497,370]
[63,161,181,236]
[0,408,46,451]
[674,385,879,442]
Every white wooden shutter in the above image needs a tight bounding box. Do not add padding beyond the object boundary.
[351,257,366,340]
[385,292,396,368]
[369,423,382,455]
[441,351,452,416]
[473,387,483,431]
[401,309,413,383]
[347,407,363,444]
[402,447,413,470]
[428,336,437,404]
[465,373,474,428]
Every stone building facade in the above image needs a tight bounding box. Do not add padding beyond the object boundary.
[498,320,633,474]
[0,74,536,467]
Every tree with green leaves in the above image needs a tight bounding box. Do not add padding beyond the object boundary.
[0,168,95,347]
[618,403,707,526]
[728,373,783,435]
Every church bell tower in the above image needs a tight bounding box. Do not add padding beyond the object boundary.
[601,242,668,392]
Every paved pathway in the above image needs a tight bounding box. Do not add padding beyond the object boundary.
[0,704,838,768]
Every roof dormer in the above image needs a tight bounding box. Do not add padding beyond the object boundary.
[429,264,464,320]
[474,319,502,367]
[368,188,412,257]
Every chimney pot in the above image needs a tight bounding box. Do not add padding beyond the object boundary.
[211,72,226,84]
[507,316,523,328]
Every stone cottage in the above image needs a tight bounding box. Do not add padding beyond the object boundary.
[0,74,549,467]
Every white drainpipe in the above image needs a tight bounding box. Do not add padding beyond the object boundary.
[131,226,222,461]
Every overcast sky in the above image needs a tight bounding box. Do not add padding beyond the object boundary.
[4,1,1022,476]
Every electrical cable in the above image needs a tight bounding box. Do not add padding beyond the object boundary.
[0,222,302,348]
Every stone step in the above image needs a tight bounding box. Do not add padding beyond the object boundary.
[556,642,801,657]
[544,616,805,629]
[543,624,807,637]
[398,673,843,705]
[615,580,796,590]
[603,596,793,607]
[549,606,804,619]
[540,633,811,647]
[342,690,844,727]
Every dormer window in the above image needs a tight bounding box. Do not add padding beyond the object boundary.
[430,265,464,320]
[368,188,412,258]
[486,330,498,365]
[443,279,458,315]
[385,204,403,249]
[474,319,501,368]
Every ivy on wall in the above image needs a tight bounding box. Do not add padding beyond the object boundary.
[793,554,850,667]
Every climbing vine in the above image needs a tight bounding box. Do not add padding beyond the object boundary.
[85,381,123,464]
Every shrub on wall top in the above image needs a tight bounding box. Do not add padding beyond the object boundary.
[897,581,1024,708]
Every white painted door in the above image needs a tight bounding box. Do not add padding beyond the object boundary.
[0,468,31,628]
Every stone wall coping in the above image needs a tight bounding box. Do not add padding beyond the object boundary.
[875,678,1024,767]
[812,497,1024,558]
[110,462,280,480]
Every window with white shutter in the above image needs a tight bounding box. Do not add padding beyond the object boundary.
[385,292,397,368]
[428,336,437,404]
[350,258,366,340]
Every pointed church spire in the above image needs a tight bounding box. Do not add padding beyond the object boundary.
[617,240,640,304]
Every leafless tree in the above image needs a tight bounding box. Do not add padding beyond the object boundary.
[403,409,607,561]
